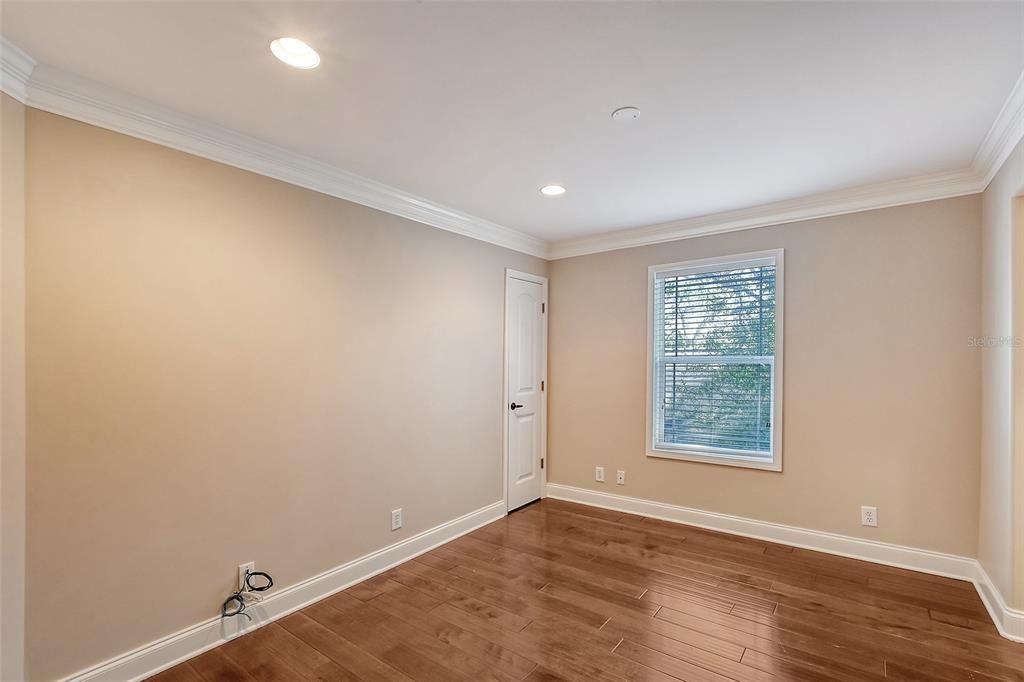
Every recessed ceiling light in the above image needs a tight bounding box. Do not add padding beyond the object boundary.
[540,185,566,196]
[270,38,320,69]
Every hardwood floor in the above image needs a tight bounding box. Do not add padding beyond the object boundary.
[152,499,1024,681]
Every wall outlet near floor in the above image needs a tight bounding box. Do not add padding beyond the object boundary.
[861,506,878,527]
[616,470,625,485]
[238,561,255,591]
[391,508,403,531]
[595,466,605,483]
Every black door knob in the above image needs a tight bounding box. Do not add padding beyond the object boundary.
[510,402,524,410]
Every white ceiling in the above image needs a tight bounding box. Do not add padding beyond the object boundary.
[3,1,1023,244]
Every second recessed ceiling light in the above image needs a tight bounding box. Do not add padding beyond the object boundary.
[270,37,320,69]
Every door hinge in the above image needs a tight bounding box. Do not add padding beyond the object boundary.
[541,302,545,313]
[541,458,545,469]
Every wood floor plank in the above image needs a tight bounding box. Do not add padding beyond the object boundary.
[738,648,852,682]
[539,580,661,618]
[814,573,990,621]
[601,614,744,663]
[652,601,885,677]
[329,587,524,682]
[346,572,408,601]
[187,648,257,682]
[306,598,475,682]
[612,639,754,682]
[422,556,612,630]
[603,618,758,680]
[744,605,1024,682]
[219,630,308,682]
[474,521,730,596]
[430,602,624,682]
[370,587,540,680]
[505,509,817,592]
[642,582,769,615]
[245,623,359,681]
[774,587,1021,658]
[329,587,514,678]
[277,611,413,682]
[519,620,680,682]
[152,499,1024,682]
[456,534,647,597]
[523,668,572,682]
[415,551,459,571]
[385,564,534,632]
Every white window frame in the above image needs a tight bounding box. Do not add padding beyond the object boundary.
[646,249,784,472]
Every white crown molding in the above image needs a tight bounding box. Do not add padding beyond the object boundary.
[0,35,35,103]
[24,63,548,258]
[2,32,1023,262]
[546,483,1024,642]
[549,68,1024,259]
[974,70,1024,187]
[58,500,506,682]
[0,38,547,260]
[547,167,984,259]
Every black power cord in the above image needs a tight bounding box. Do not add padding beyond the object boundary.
[221,569,274,621]
[245,570,274,592]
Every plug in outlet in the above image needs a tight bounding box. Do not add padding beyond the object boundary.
[238,561,255,591]
[861,506,878,527]
[391,508,403,531]
[595,466,605,483]
[616,470,625,485]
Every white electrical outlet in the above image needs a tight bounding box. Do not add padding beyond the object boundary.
[595,466,605,482]
[391,508,403,531]
[616,470,625,485]
[238,561,255,591]
[861,506,878,527]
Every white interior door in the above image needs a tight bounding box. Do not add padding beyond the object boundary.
[506,271,547,511]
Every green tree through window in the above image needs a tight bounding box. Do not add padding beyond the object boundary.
[654,259,777,458]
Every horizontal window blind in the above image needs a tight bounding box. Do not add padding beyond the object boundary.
[653,259,777,458]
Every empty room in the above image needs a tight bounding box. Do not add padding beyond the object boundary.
[2,1,1024,680]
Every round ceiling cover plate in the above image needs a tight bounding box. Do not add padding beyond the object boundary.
[611,106,641,121]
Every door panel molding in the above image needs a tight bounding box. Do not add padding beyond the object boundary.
[503,269,548,512]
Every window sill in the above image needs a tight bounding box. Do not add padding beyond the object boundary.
[647,448,782,472]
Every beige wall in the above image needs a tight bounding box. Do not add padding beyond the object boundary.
[979,137,1023,608]
[23,109,545,680]
[1,93,27,682]
[549,196,982,557]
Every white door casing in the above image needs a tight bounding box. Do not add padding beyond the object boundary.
[504,270,547,511]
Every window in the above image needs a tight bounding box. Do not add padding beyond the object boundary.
[647,250,783,470]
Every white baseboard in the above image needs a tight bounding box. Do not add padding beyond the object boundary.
[545,484,974,578]
[974,563,1024,643]
[545,483,1024,643]
[56,485,1024,681]
[60,500,507,682]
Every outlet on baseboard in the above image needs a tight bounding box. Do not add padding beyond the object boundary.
[616,470,625,485]
[391,508,403,531]
[861,506,878,527]
[238,561,255,591]
[595,466,605,483]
